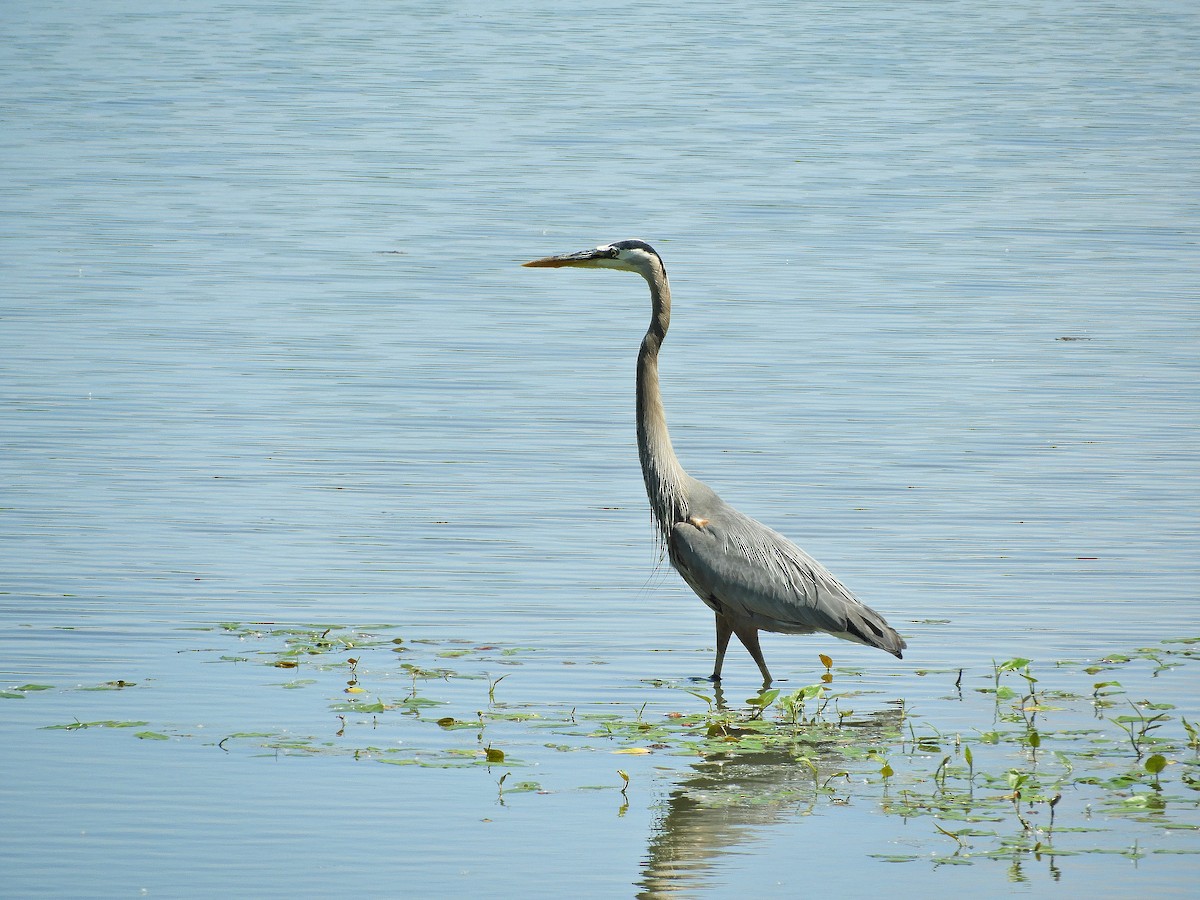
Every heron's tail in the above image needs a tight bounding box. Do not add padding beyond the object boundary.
[842,602,907,659]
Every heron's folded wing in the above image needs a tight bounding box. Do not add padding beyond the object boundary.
[669,514,848,634]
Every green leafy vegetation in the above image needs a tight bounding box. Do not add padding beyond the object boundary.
[20,623,1200,872]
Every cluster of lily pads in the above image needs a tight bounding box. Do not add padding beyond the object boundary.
[12,623,1199,870]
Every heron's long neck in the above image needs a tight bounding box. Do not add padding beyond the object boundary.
[637,266,689,542]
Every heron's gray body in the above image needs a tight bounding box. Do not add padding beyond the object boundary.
[669,478,905,648]
[524,239,906,683]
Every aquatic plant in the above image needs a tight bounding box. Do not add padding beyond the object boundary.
[17,623,1200,874]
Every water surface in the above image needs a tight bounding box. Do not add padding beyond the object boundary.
[2,1,1198,896]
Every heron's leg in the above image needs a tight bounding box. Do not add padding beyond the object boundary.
[732,622,773,687]
[711,612,733,681]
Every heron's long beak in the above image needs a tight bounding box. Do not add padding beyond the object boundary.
[522,247,610,268]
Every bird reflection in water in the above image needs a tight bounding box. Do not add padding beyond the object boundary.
[634,706,904,898]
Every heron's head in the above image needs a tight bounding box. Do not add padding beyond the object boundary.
[523,239,662,277]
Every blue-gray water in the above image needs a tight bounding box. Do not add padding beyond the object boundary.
[2,1,1198,896]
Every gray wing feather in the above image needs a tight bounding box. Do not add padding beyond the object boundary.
[669,502,905,657]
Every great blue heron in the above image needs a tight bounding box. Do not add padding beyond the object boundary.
[524,239,906,684]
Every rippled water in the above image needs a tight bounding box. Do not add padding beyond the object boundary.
[2,1,1198,896]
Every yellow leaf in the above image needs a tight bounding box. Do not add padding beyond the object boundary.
[614,747,652,755]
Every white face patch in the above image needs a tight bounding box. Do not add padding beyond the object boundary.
[598,246,659,275]
[619,248,656,266]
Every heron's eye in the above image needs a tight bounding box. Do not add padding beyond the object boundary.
[608,247,620,258]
